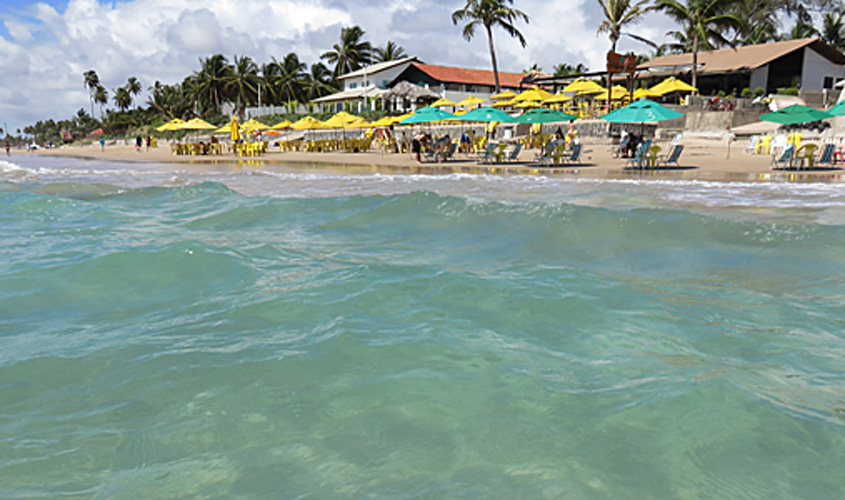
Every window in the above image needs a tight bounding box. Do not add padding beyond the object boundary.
[350,82,358,89]
[824,76,834,89]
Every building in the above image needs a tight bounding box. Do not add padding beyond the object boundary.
[311,57,420,113]
[637,37,845,95]
[387,62,526,104]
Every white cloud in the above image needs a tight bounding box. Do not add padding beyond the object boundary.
[0,0,675,133]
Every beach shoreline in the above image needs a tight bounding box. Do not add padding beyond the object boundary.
[28,138,845,184]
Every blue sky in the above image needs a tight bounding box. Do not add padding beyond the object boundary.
[0,0,677,134]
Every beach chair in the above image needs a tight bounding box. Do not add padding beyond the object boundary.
[476,142,496,164]
[561,144,583,165]
[439,142,457,162]
[658,144,684,168]
[539,143,567,166]
[624,140,651,169]
[535,141,556,165]
[744,135,760,154]
[770,144,795,170]
[793,144,819,170]
[816,143,835,168]
[504,142,522,162]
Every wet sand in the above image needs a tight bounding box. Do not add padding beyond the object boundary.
[31,138,845,183]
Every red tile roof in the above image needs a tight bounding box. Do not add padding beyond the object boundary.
[411,63,525,88]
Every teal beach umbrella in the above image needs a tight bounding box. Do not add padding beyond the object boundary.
[602,99,684,123]
[759,104,831,124]
[399,106,457,124]
[511,107,578,124]
[457,106,515,123]
[826,100,845,116]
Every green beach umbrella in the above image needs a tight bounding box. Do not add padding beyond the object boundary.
[602,99,684,123]
[399,106,457,124]
[826,100,845,116]
[511,107,577,124]
[760,104,832,124]
[457,106,514,123]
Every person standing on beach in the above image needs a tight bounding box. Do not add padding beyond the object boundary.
[99,137,105,151]
[135,135,142,152]
[5,141,10,156]
[145,136,151,151]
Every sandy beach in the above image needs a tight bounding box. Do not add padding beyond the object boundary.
[30,137,845,183]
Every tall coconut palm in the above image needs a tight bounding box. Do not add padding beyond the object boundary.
[93,85,108,116]
[226,55,260,116]
[451,0,530,93]
[303,62,338,101]
[321,26,373,78]
[113,87,132,111]
[125,76,141,109]
[656,0,744,90]
[823,12,845,50]
[597,0,653,102]
[193,54,233,114]
[83,70,100,117]
[374,41,407,62]
[266,53,307,105]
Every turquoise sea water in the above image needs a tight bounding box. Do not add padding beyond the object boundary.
[1,155,845,499]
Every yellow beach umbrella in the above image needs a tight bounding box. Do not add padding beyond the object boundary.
[594,85,629,100]
[543,93,572,104]
[492,98,518,108]
[633,88,660,99]
[491,90,517,100]
[156,118,185,132]
[343,118,370,129]
[391,112,415,125]
[324,112,361,128]
[431,98,458,107]
[514,100,541,108]
[649,77,698,96]
[241,119,269,131]
[458,95,487,106]
[291,116,328,130]
[562,78,606,94]
[271,120,292,129]
[177,118,217,130]
[513,87,553,102]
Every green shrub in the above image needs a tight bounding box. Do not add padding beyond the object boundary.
[741,88,752,98]
[717,90,726,98]
[754,87,765,96]
[777,87,799,96]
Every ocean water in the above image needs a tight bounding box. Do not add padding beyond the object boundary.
[1,155,844,499]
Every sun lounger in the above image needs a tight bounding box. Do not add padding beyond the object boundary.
[505,142,522,162]
[658,144,684,168]
[770,144,795,170]
[624,140,652,169]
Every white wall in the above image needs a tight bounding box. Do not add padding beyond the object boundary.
[343,62,414,90]
[802,48,845,92]
[750,66,768,91]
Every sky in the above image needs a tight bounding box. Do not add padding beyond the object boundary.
[0,0,679,134]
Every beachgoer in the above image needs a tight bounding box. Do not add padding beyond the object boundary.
[135,135,142,152]
[5,141,9,156]
[412,134,422,163]
[145,136,151,151]
[99,137,105,151]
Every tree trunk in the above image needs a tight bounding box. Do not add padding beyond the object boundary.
[608,40,616,114]
[486,25,501,93]
[692,34,699,93]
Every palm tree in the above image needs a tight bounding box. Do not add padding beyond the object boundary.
[193,54,233,115]
[554,62,589,76]
[266,53,307,105]
[823,12,845,50]
[93,85,108,116]
[83,70,100,117]
[374,41,407,62]
[789,5,819,39]
[226,55,260,116]
[124,76,141,109]
[730,0,779,46]
[655,0,744,89]
[597,0,653,102]
[302,62,338,101]
[451,0,530,93]
[113,87,131,111]
[321,26,373,78]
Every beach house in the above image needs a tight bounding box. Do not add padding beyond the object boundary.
[387,62,525,104]
[637,37,845,96]
[310,57,421,113]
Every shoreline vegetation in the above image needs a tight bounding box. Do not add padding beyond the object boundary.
[30,138,845,184]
